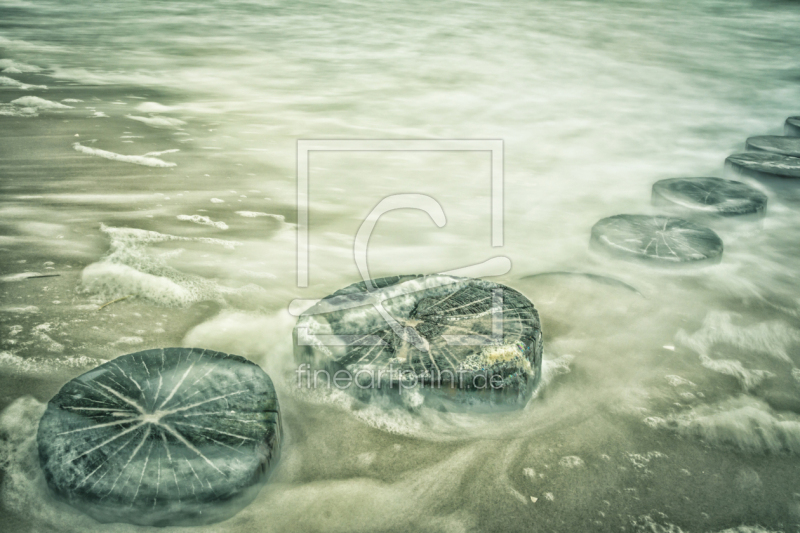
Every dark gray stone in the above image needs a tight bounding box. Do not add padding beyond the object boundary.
[294,275,542,412]
[726,152,800,180]
[590,215,723,266]
[651,177,767,219]
[37,347,281,527]
[745,136,800,157]
[786,116,800,137]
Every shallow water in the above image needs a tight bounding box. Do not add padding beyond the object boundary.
[1,0,800,531]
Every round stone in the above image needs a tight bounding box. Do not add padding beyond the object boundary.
[293,274,543,411]
[37,347,281,527]
[786,116,800,136]
[745,136,800,158]
[651,177,767,219]
[590,215,723,266]
[726,152,800,180]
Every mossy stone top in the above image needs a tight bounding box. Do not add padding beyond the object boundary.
[294,274,543,411]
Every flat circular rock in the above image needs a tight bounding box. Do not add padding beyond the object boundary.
[590,215,723,266]
[294,274,542,411]
[725,152,800,180]
[786,116,800,136]
[651,177,767,219]
[745,136,800,157]
[37,347,281,527]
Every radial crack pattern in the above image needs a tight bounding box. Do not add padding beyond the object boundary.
[37,347,282,527]
[294,274,543,411]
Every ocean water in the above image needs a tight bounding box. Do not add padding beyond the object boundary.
[1,0,800,531]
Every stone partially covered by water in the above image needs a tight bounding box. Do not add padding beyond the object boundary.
[37,347,281,527]
[651,177,767,219]
[786,116,800,136]
[745,135,800,158]
[725,152,800,180]
[293,275,543,411]
[590,215,723,266]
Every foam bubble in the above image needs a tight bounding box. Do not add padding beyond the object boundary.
[176,214,228,230]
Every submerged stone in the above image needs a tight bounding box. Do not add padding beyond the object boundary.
[786,116,800,137]
[725,152,800,180]
[37,347,281,527]
[745,136,800,158]
[293,274,543,412]
[651,177,767,219]
[590,214,723,266]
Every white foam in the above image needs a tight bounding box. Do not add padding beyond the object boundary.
[0,351,104,376]
[650,397,800,454]
[135,101,177,113]
[665,375,695,387]
[144,148,179,157]
[0,59,41,73]
[0,306,39,314]
[80,225,256,308]
[235,211,286,222]
[176,214,228,230]
[558,456,584,468]
[678,311,800,364]
[1,272,45,282]
[701,355,773,390]
[183,310,296,370]
[125,114,185,129]
[61,98,83,103]
[72,142,177,168]
[210,198,225,203]
[10,96,71,110]
[0,76,46,90]
[110,336,144,346]
[0,104,37,117]
[676,311,798,389]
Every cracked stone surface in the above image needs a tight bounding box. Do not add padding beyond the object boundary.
[745,135,800,158]
[294,274,543,411]
[651,177,767,218]
[37,347,281,526]
[725,152,800,179]
[590,215,723,266]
